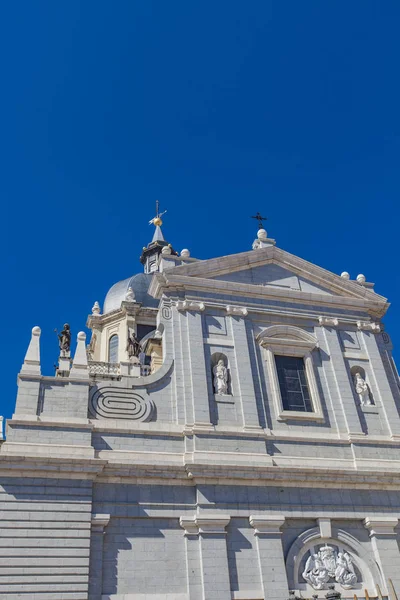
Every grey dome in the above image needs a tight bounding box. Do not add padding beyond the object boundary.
[103,273,159,314]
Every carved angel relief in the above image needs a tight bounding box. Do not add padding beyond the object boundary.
[302,545,357,590]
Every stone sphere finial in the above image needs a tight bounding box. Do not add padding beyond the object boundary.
[357,273,366,284]
[92,301,101,315]
[257,228,267,240]
[180,249,190,258]
[32,326,41,336]
[340,271,350,280]
[162,245,171,255]
[125,287,135,302]
[77,331,86,341]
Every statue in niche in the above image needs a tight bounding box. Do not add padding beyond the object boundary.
[354,372,372,406]
[302,545,357,591]
[126,329,140,360]
[57,323,71,355]
[213,359,228,395]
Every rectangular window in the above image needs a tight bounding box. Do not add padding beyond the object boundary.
[275,355,313,412]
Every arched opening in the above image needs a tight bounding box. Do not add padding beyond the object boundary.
[108,334,119,363]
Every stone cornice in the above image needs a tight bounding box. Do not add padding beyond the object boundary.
[86,305,158,330]
[150,273,388,318]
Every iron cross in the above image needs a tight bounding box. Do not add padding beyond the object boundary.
[251,212,268,229]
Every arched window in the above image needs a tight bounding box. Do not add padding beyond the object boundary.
[108,335,119,363]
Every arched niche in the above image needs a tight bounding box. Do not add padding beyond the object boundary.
[350,365,374,406]
[286,527,382,595]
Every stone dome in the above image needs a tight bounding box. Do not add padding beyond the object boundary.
[103,273,159,314]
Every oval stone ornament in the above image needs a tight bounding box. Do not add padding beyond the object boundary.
[89,387,155,421]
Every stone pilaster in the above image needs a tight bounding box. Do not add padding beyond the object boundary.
[318,326,364,436]
[361,330,400,439]
[229,316,262,431]
[249,515,288,600]
[181,514,231,600]
[186,310,212,427]
[89,513,110,600]
[180,517,203,600]
[364,517,400,599]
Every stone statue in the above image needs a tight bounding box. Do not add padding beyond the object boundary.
[354,372,371,406]
[58,324,71,355]
[302,545,357,591]
[126,329,140,360]
[213,359,228,395]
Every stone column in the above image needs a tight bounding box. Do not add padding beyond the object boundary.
[249,515,288,600]
[229,315,262,431]
[364,517,400,599]
[88,513,110,600]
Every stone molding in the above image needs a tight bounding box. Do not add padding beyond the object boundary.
[364,517,399,536]
[249,514,285,535]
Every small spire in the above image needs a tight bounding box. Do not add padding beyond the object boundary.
[152,225,165,243]
[70,332,89,379]
[20,326,41,375]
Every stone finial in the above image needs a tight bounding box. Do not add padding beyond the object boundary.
[180,248,190,258]
[257,228,267,240]
[340,271,350,280]
[356,273,366,284]
[161,245,172,255]
[92,301,101,315]
[20,326,41,375]
[125,287,135,302]
[70,331,89,379]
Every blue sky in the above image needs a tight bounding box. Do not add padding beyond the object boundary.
[1,1,399,422]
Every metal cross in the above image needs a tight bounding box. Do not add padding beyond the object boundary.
[251,212,268,229]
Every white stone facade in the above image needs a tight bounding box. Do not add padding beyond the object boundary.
[1,228,400,600]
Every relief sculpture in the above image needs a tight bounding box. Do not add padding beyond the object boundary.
[302,545,357,590]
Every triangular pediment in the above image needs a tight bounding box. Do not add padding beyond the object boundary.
[150,246,389,318]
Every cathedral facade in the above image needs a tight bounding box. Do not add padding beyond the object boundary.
[1,219,400,600]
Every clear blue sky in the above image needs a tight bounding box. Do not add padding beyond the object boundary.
[1,1,399,422]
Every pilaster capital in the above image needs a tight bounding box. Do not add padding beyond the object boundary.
[91,513,110,533]
[176,300,205,312]
[364,517,398,536]
[357,321,381,333]
[179,516,199,536]
[180,514,231,536]
[249,514,285,535]
[226,305,248,317]
[318,316,339,327]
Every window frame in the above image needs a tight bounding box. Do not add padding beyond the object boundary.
[257,325,324,422]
